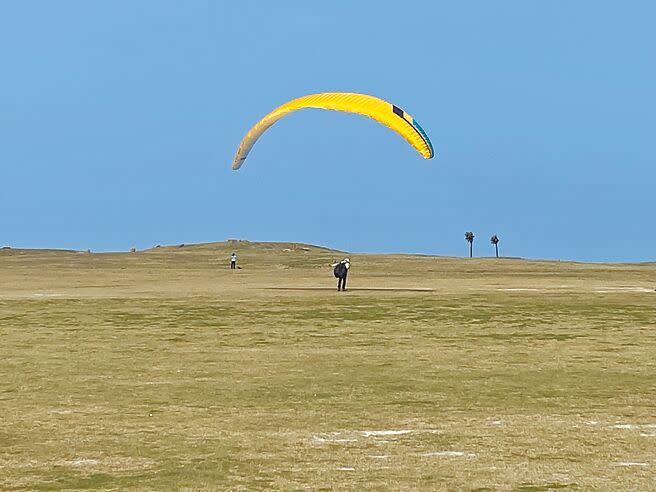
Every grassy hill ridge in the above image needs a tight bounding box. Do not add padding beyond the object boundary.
[0,237,655,489]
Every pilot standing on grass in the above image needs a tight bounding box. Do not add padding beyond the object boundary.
[230,252,237,269]
[331,258,350,291]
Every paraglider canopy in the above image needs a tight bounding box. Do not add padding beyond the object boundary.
[231,92,435,170]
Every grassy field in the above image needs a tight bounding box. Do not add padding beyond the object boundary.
[1,241,655,490]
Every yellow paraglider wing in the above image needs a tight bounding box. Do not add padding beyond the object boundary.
[231,92,434,170]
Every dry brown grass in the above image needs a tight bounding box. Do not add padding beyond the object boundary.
[1,241,654,490]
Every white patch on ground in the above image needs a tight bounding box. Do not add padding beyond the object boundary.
[361,430,414,437]
[614,462,648,467]
[421,451,473,458]
[369,455,389,459]
[313,429,438,446]
[336,467,355,471]
[586,420,599,426]
[488,420,503,426]
[612,423,656,434]
[69,459,99,466]
[312,435,357,444]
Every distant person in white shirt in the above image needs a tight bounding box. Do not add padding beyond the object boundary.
[331,258,350,291]
[230,252,237,269]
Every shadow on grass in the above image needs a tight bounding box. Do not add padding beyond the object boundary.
[261,287,435,292]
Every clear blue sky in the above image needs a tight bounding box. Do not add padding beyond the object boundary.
[1,1,654,261]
